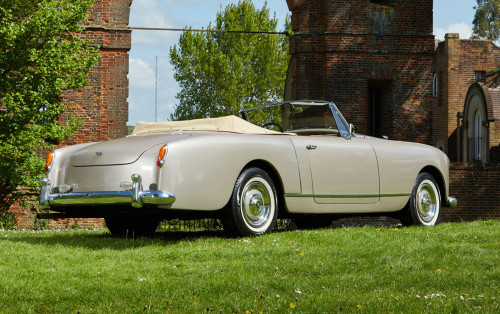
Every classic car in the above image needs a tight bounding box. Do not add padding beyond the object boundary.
[39,100,457,236]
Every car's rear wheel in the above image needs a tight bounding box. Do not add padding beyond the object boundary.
[222,167,278,236]
[400,172,441,226]
[105,214,161,237]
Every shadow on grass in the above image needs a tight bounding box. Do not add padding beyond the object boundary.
[1,229,230,250]
[2,216,403,250]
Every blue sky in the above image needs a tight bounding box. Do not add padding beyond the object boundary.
[127,0,477,125]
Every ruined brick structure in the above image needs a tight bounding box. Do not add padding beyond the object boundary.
[286,0,435,142]
[433,33,500,161]
[431,34,500,222]
[61,0,132,145]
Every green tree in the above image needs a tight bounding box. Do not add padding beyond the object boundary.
[471,0,500,83]
[472,0,500,41]
[0,0,98,207]
[169,0,290,121]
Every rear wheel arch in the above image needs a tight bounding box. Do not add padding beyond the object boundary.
[241,160,286,215]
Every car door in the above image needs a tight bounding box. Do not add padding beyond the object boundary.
[292,136,380,204]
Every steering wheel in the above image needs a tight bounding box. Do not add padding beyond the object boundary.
[261,122,284,133]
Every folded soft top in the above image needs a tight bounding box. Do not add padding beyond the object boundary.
[133,115,292,135]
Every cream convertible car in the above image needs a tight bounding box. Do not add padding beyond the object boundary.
[39,101,457,236]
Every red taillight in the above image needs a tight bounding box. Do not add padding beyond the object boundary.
[45,151,55,172]
[156,144,167,167]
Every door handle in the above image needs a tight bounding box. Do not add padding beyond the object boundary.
[306,144,317,150]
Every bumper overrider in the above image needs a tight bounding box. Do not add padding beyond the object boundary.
[39,174,176,210]
[447,196,458,207]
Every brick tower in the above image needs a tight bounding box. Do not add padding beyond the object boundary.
[61,0,132,145]
[286,0,435,142]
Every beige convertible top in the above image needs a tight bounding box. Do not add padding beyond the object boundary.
[133,115,291,135]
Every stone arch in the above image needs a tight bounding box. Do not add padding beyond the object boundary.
[463,83,490,163]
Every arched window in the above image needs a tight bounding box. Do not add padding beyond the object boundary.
[474,110,482,161]
[432,73,438,97]
[463,83,491,163]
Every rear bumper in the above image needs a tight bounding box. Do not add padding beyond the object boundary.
[39,174,175,210]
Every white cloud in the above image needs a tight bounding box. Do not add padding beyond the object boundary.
[130,0,182,47]
[129,58,155,89]
[128,57,179,125]
[130,0,180,27]
[434,22,473,41]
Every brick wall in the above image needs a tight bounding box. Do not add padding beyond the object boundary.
[62,0,132,145]
[491,121,500,163]
[444,163,500,221]
[286,0,434,142]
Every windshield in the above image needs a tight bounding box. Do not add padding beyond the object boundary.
[243,102,349,136]
[282,103,337,133]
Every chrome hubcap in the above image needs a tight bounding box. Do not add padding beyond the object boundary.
[416,181,438,223]
[241,179,274,230]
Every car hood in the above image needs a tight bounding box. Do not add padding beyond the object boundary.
[70,133,191,166]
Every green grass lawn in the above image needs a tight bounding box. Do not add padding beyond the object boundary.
[0,220,498,313]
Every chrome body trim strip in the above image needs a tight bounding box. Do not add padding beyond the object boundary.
[39,174,175,209]
[285,193,410,198]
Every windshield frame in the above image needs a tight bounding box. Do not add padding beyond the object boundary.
[239,100,351,138]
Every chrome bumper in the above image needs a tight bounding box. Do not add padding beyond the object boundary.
[447,196,458,208]
[39,174,175,209]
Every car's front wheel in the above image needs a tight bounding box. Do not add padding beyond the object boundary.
[400,172,441,226]
[222,167,278,236]
[105,214,161,237]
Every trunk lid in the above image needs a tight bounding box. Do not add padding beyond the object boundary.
[70,133,191,166]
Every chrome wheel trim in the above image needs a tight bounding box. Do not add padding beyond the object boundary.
[239,177,275,232]
[416,179,440,225]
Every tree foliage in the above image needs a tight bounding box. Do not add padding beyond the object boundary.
[0,0,98,199]
[472,0,500,41]
[471,0,500,84]
[169,0,290,121]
